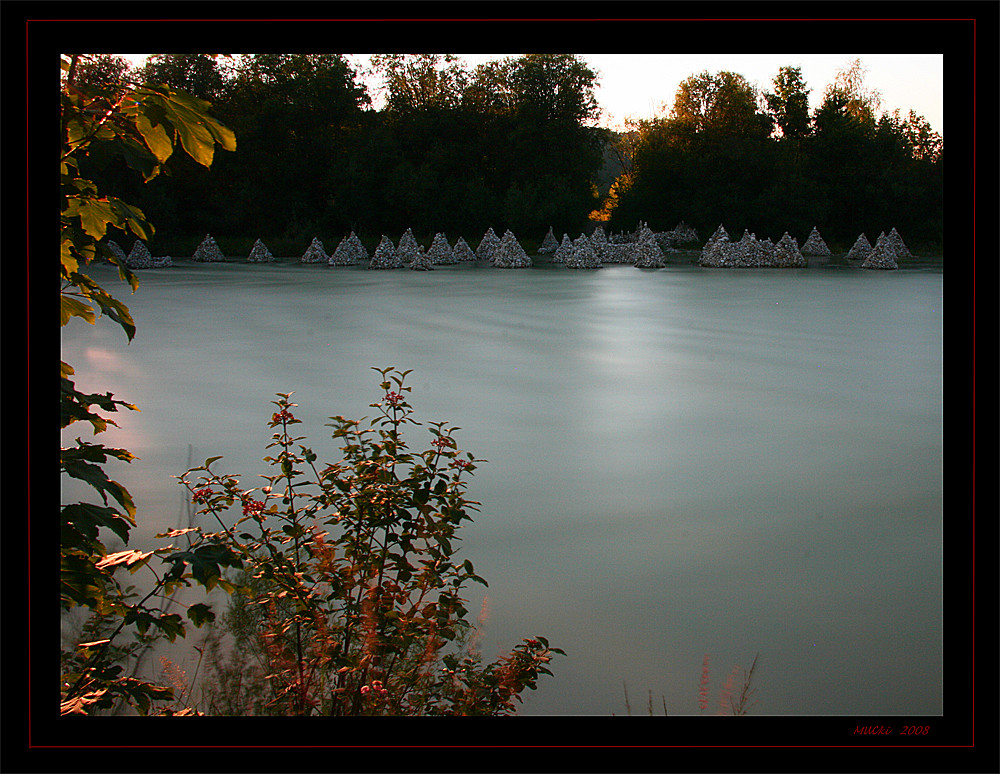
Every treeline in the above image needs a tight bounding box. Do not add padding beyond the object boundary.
[72,54,943,255]
[72,53,607,255]
[601,62,943,251]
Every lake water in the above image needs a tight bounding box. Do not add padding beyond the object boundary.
[60,255,944,716]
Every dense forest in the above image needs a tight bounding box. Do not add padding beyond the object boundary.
[72,53,943,255]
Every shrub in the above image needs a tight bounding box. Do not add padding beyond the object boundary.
[182,367,563,715]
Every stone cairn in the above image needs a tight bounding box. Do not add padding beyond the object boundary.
[192,233,225,262]
[700,225,802,268]
[426,232,457,265]
[330,232,366,265]
[538,226,560,254]
[126,240,155,269]
[634,225,666,268]
[552,234,574,264]
[845,234,873,262]
[699,225,731,267]
[476,228,501,263]
[886,227,912,259]
[408,244,433,270]
[369,235,403,269]
[862,232,899,270]
[493,230,532,268]
[566,234,602,269]
[590,224,635,263]
[452,236,477,262]
[107,240,128,263]
[301,237,329,263]
[247,238,275,263]
[395,228,421,265]
[801,227,832,256]
[772,232,806,268]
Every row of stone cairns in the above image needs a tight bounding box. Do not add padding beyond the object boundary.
[700,225,910,270]
[116,223,911,272]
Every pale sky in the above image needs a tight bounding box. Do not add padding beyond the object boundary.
[122,53,944,136]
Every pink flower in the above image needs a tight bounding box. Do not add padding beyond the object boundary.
[431,436,451,450]
[272,409,294,423]
[242,498,264,517]
[192,487,213,503]
[384,391,403,407]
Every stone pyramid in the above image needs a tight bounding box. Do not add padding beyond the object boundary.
[552,234,573,264]
[408,244,433,270]
[701,225,729,266]
[331,232,366,265]
[395,228,420,264]
[634,225,665,268]
[494,230,532,268]
[886,227,912,259]
[452,236,477,262]
[801,227,832,256]
[862,232,899,270]
[369,235,402,269]
[106,240,128,263]
[773,233,805,268]
[538,226,560,254]
[476,228,501,262]
[427,232,456,264]
[192,233,225,262]
[301,237,329,263]
[126,240,155,269]
[845,234,873,262]
[248,238,275,263]
[566,234,602,269]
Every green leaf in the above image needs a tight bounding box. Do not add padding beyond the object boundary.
[186,603,216,628]
[61,295,96,326]
[135,111,174,164]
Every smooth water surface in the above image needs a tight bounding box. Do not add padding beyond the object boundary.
[61,258,944,715]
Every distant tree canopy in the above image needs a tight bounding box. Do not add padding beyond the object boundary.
[88,54,942,253]
[604,60,942,249]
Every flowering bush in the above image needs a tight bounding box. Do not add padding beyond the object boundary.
[183,367,563,715]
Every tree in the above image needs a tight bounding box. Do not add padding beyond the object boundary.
[824,57,882,125]
[138,53,229,103]
[670,70,770,140]
[763,66,812,140]
[370,53,467,113]
[60,53,236,714]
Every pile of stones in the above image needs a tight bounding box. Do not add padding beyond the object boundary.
[476,228,501,262]
[566,234,602,269]
[248,238,275,262]
[634,225,666,268]
[772,232,806,267]
[493,229,532,268]
[453,236,477,262]
[861,232,899,270]
[122,240,173,268]
[801,227,832,256]
[395,228,421,264]
[192,234,225,262]
[301,237,329,263]
[330,232,368,265]
[552,234,574,264]
[886,227,912,259]
[408,244,433,270]
[538,227,560,254]
[426,232,457,265]
[700,225,803,268]
[369,235,403,269]
[845,234,873,262]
